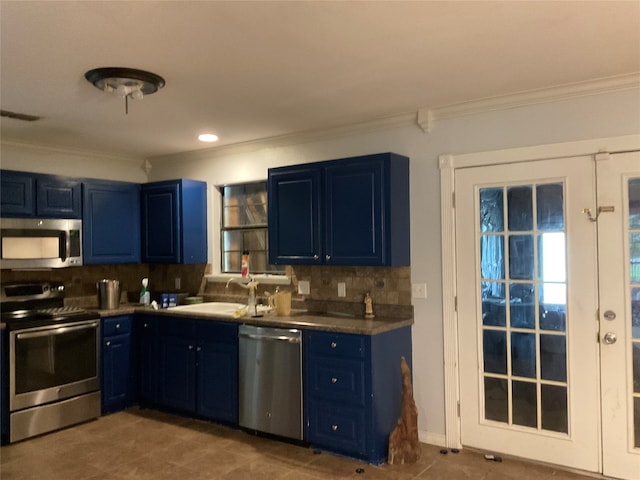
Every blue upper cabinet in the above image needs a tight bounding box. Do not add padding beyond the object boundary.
[1,170,81,218]
[1,170,35,216]
[141,179,207,264]
[268,153,410,266]
[83,180,141,264]
[268,166,322,264]
[36,175,82,218]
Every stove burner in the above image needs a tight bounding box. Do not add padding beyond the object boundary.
[37,306,86,317]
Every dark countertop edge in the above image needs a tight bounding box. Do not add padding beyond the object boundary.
[96,305,413,335]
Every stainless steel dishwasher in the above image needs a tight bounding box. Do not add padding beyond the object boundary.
[238,325,303,440]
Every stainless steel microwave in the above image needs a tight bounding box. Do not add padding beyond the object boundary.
[0,218,82,269]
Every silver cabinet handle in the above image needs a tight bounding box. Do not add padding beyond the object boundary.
[330,341,337,348]
[331,424,338,431]
[105,341,111,347]
[188,345,194,350]
[326,254,331,260]
[115,323,120,329]
[313,254,319,260]
[144,323,149,328]
[196,346,202,352]
[331,377,337,384]
[602,332,617,345]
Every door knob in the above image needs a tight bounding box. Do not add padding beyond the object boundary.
[602,332,617,345]
[603,310,616,321]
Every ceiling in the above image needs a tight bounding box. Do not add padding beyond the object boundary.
[1,1,639,160]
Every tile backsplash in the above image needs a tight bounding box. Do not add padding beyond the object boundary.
[2,263,412,319]
[204,265,413,319]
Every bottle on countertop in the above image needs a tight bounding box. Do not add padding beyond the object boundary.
[241,250,250,277]
[140,277,150,305]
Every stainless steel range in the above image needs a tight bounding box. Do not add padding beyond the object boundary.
[1,281,101,443]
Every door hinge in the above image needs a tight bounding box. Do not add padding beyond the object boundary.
[457,401,461,417]
[454,296,458,312]
[452,192,456,208]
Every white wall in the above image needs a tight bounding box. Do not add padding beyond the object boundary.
[148,87,640,443]
[2,87,638,443]
[0,142,148,183]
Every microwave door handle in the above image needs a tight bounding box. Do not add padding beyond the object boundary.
[16,321,99,340]
[61,231,70,261]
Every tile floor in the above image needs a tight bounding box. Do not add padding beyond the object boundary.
[0,407,602,480]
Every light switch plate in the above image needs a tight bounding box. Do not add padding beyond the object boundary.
[412,283,427,299]
[298,280,310,295]
[337,282,346,297]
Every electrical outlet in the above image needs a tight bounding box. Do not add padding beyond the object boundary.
[298,280,310,295]
[337,282,346,297]
[412,283,427,299]
[175,277,181,290]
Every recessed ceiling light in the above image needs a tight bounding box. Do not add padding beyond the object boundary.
[198,133,219,142]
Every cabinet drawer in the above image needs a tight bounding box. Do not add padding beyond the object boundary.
[307,357,365,406]
[307,401,365,456]
[158,317,196,338]
[102,316,132,336]
[306,331,365,359]
[197,320,238,344]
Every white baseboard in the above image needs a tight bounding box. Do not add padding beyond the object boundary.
[418,430,447,447]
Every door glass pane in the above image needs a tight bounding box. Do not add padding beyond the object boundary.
[537,183,564,231]
[511,333,536,378]
[512,380,537,427]
[540,334,567,382]
[509,235,534,280]
[483,330,507,374]
[480,181,568,433]
[629,178,640,447]
[485,377,508,422]
[508,186,533,231]
[541,384,568,433]
[482,282,506,327]
[480,188,504,232]
[510,283,535,329]
[481,235,505,280]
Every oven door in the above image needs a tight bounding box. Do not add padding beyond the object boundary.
[9,319,100,412]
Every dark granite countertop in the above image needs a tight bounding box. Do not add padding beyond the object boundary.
[96,303,412,335]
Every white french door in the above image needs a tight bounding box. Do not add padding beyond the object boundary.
[455,152,640,479]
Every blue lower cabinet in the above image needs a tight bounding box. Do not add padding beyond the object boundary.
[101,316,135,414]
[152,315,238,424]
[304,327,412,464]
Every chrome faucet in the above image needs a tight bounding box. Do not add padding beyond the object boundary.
[226,276,259,316]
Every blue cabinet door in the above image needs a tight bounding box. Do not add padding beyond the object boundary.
[138,316,159,404]
[158,335,196,412]
[324,158,384,265]
[196,321,238,423]
[1,170,35,216]
[158,317,197,412]
[102,334,132,413]
[83,180,141,264]
[101,316,134,414]
[141,179,207,264]
[36,176,81,218]
[267,166,322,264]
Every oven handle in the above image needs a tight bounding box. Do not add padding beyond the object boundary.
[15,320,99,339]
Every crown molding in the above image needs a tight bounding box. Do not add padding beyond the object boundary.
[0,139,144,163]
[420,72,640,128]
[149,111,417,163]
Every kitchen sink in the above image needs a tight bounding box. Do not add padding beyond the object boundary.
[170,302,271,317]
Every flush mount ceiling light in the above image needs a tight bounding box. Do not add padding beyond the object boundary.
[198,133,219,142]
[85,67,165,114]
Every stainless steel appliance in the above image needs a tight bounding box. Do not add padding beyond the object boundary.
[238,325,303,440]
[1,282,100,443]
[0,218,83,269]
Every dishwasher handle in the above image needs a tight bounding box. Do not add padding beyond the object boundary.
[239,331,301,343]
